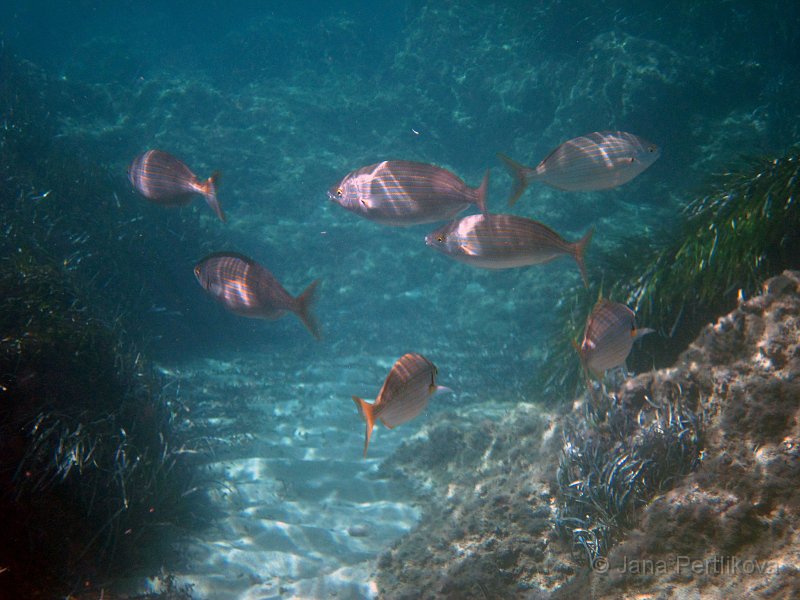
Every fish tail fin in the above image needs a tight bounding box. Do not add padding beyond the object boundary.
[573,227,594,288]
[352,396,376,458]
[497,153,531,207]
[201,171,226,222]
[295,279,321,340]
[474,169,490,215]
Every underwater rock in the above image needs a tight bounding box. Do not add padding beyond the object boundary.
[375,271,800,599]
[376,408,568,599]
[586,270,800,600]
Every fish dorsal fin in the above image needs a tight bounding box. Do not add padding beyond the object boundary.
[376,353,426,404]
[593,296,612,312]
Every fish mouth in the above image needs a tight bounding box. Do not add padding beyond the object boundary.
[326,191,338,202]
[424,234,435,247]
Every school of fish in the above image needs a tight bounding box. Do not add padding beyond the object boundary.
[127,130,660,455]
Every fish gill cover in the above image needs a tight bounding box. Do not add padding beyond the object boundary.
[1,0,799,598]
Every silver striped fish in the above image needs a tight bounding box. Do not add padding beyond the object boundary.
[128,149,226,222]
[352,353,448,458]
[194,252,320,339]
[425,213,593,287]
[575,299,654,378]
[328,160,488,226]
[498,131,661,206]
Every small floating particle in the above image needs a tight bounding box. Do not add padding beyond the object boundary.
[347,524,370,537]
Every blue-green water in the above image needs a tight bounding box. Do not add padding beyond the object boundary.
[2,1,799,597]
[3,1,798,379]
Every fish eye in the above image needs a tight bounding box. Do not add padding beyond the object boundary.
[336,187,343,197]
[648,145,656,153]
[436,235,444,243]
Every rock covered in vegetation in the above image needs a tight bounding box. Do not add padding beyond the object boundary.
[589,271,800,599]
[375,271,800,599]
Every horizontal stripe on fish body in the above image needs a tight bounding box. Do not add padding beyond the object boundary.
[194,252,320,339]
[328,160,488,226]
[498,131,660,205]
[352,353,440,457]
[536,131,660,190]
[128,149,226,221]
[579,299,653,376]
[425,214,592,286]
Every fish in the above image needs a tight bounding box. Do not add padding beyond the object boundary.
[128,149,226,222]
[425,213,593,287]
[575,299,654,378]
[352,353,448,457]
[328,160,488,226]
[497,131,661,206]
[194,252,320,339]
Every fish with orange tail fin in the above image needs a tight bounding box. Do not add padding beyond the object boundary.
[194,252,321,339]
[352,353,451,458]
[128,149,226,222]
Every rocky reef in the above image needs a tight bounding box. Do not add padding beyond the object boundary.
[375,270,800,599]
